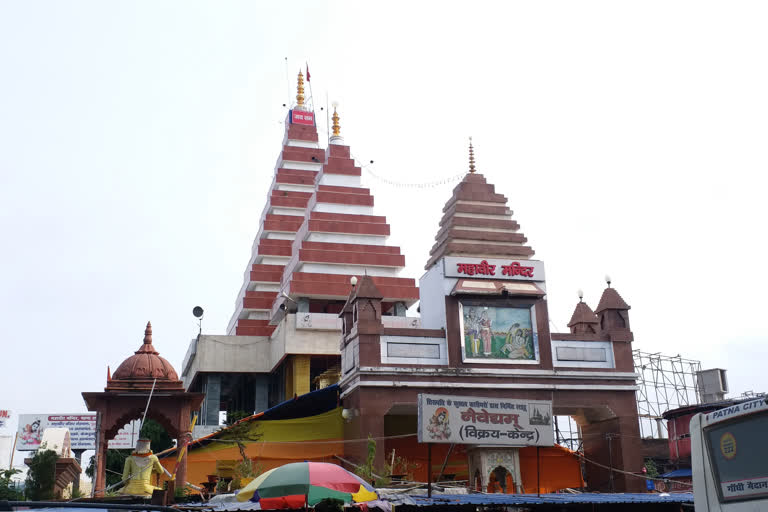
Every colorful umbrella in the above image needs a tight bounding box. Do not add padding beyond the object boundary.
[236,462,378,509]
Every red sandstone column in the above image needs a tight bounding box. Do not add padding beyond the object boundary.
[95,432,107,497]
[175,432,190,490]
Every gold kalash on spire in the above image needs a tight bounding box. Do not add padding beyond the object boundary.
[296,70,305,110]
[468,137,477,173]
[332,106,341,138]
[330,103,344,144]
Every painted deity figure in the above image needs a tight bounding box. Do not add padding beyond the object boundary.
[465,308,481,356]
[121,438,172,496]
[426,407,452,440]
[480,309,493,356]
[501,323,529,359]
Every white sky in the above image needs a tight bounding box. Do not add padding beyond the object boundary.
[1,1,767,433]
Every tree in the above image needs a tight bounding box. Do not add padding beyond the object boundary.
[25,448,58,500]
[221,411,263,489]
[0,468,23,500]
[354,435,391,487]
[223,411,261,463]
[139,418,174,452]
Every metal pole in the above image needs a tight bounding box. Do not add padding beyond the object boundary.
[427,443,432,498]
[607,433,615,492]
[139,378,157,434]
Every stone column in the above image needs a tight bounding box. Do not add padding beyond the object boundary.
[72,449,85,495]
[175,432,191,490]
[95,432,107,496]
[176,404,193,490]
[581,414,644,493]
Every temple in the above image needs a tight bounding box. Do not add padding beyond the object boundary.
[176,72,644,492]
[181,72,419,427]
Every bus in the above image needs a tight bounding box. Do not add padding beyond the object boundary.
[691,396,768,511]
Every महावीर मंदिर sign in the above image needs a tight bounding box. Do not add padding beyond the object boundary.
[417,394,554,446]
[443,257,545,282]
[16,414,139,451]
[290,109,315,126]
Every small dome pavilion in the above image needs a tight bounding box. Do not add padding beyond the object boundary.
[108,322,183,390]
[83,322,204,496]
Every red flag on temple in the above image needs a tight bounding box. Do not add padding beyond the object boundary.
[306,64,311,82]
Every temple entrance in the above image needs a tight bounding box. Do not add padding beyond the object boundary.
[488,465,513,493]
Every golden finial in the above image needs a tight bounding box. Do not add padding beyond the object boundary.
[468,137,476,173]
[296,70,305,108]
[332,105,341,138]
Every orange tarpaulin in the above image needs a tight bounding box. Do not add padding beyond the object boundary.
[158,406,583,492]
[519,445,584,493]
[383,436,583,492]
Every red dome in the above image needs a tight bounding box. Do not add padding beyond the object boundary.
[111,322,180,381]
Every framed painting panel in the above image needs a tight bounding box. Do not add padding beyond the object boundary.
[458,302,540,364]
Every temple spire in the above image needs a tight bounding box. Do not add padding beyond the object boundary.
[468,137,477,173]
[143,321,152,344]
[296,71,305,110]
[330,103,344,145]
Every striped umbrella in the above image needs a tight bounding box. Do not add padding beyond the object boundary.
[236,462,378,509]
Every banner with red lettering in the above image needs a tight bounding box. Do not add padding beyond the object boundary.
[417,393,554,446]
[290,109,314,126]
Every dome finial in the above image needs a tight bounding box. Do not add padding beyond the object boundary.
[296,70,305,110]
[143,321,152,345]
[468,137,477,174]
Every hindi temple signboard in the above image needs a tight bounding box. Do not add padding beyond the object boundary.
[290,109,315,126]
[417,393,554,447]
[444,257,545,282]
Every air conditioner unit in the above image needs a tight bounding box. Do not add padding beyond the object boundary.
[697,368,728,404]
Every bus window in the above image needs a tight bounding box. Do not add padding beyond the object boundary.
[705,410,768,502]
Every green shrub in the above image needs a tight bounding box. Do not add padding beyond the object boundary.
[25,449,58,500]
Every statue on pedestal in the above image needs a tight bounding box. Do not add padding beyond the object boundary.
[120,438,172,496]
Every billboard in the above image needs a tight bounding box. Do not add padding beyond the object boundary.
[17,414,139,451]
[0,410,10,428]
[418,393,554,447]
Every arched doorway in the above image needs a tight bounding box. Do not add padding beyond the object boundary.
[487,465,514,494]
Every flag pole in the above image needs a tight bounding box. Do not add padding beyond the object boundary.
[306,63,315,112]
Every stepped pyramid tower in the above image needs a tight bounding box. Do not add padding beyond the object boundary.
[182,73,418,426]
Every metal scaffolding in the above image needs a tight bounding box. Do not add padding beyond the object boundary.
[554,350,703,450]
[633,349,702,439]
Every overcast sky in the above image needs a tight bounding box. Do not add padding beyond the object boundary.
[1,0,767,442]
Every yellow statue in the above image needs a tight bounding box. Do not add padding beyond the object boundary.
[120,438,172,496]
